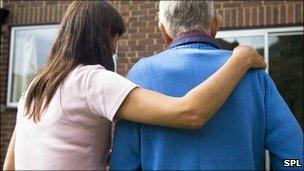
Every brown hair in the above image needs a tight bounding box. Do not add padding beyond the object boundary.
[25,1,125,122]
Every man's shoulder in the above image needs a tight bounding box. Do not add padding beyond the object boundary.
[126,50,177,89]
[127,51,169,76]
[127,56,153,77]
[130,48,232,71]
[241,68,272,97]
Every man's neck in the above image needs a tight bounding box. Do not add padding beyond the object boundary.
[176,30,211,38]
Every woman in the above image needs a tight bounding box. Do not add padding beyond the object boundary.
[4,1,266,170]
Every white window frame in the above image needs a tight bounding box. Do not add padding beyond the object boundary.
[7,24,59,108]
[216,26,304,73]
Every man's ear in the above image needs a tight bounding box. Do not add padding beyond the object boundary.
[210,14,223,38]
[158,22,173,46]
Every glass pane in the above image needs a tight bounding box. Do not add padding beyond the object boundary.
[10,26,58,103]
[217,36,264,56]
[269,34,304,128]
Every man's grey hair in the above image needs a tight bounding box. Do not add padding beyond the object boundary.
[158,0,214,38]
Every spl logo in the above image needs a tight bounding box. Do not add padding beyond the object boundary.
[283,159,302,167]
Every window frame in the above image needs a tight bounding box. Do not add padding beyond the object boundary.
[216,26,304,73]
[7,24,59,108]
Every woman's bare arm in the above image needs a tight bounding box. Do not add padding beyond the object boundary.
[116,45,266,129]
[3,128,16,170]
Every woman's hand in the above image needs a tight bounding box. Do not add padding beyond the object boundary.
[232,45,267,69]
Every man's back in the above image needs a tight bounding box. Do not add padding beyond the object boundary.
[111,35,303,170]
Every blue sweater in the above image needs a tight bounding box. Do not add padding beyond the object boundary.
[111,34,303,170]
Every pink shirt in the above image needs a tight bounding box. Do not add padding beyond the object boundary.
[14,65,137,170]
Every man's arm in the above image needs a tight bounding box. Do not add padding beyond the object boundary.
[262,72,303,170]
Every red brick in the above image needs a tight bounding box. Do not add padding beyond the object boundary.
[280,5,286,24]
[147,44,163,51]
[223,2,242,8]
[139,15,154,21]
[242,1,261,7]
[231,9,237,27]
[130,45,146,51]
[147,20,158,27]
[252,8,258,26]
[139,51,154,57]
[156,38,164,44]
[264,1,284,5]
[273,6,279,24]
[138,39,154,45]
[140,3,156,10]
[121,11,129,16]
[266,6,272,25]
[287,4,295,23]
[129,16,138,22]
[117,57,128,64]
[224,10,230,27]
[258,7,264,26]
[129,4,139,11]
[295,4,302,23]
[131,10,147,16]
[214,3,222,9]
[148,8,158,15]
[148,33,162,39]
[214,1,222,8]
[130,33,146,39]
[127,28,138,34]
[131,21,146,27]
[127,40,137,46]
[245,8,251,26]
[138,27,154,33]
[126,52,136,57]
[236,9,242,27]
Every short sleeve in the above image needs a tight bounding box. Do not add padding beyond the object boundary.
[86,66,138,121]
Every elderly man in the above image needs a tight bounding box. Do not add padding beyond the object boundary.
[110,1,303,170]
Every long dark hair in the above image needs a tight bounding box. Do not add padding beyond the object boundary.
[25,1,125,122]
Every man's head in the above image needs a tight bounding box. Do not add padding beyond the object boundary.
[158,0,222,45]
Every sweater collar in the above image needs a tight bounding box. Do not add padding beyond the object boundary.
[167,31,222,50]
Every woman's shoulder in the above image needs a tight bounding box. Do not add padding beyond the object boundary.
[67,64,108,82]
[66,64,132,94]
[73,64,106,74]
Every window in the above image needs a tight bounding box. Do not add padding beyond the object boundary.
[216,26,304,128]
[7,25,59,107]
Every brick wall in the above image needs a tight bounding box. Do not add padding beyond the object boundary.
[0,0,303,167]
